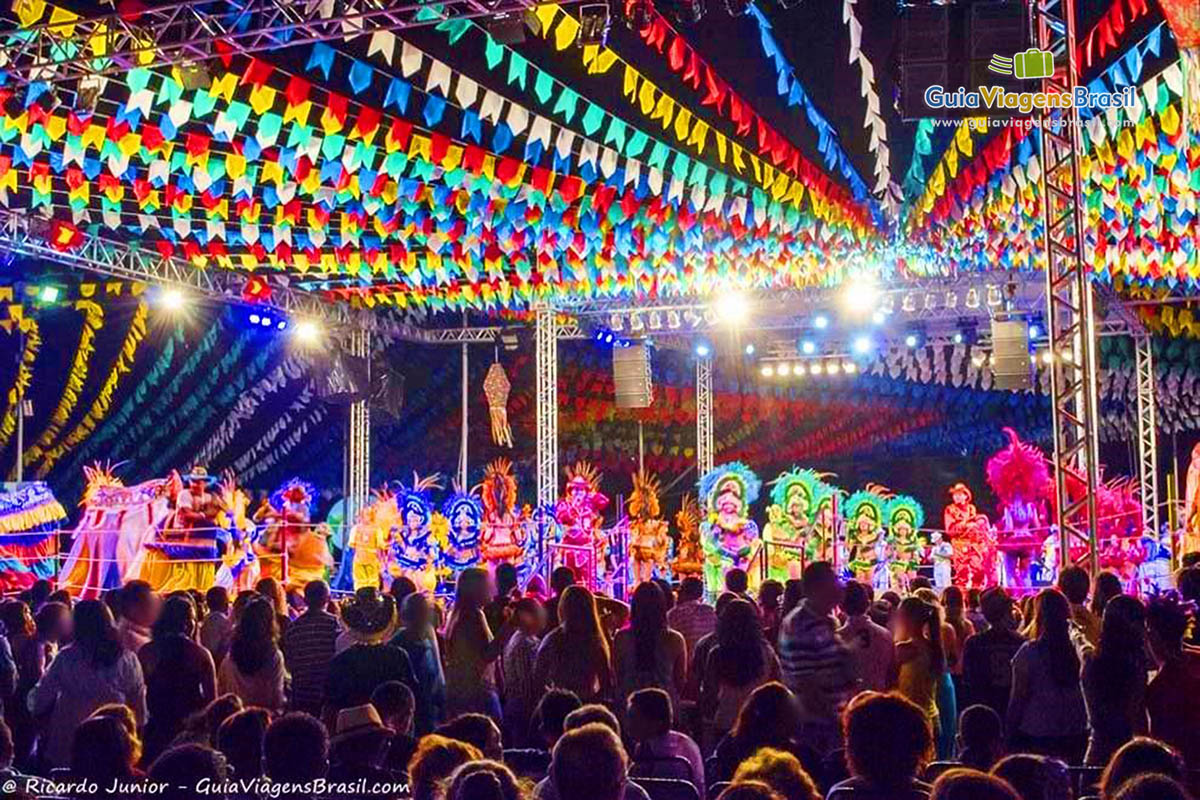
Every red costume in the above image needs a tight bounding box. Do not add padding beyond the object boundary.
[943,483,996,589]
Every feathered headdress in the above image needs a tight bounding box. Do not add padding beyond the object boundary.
[270,478,316,515]
[478,458,519,516]
[395,472,443,520]
[629,469,662,520]
[844,489,886,526]
[986,427,1053,506]
[564,461,602,493]
[442,480,484,522]
[769,468,833,511]
[81,461,125,505]
[887,494,926,531]
[675,494,701,537]
[698,462,761,514]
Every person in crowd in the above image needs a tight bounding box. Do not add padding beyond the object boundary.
[372,681,418,776]
[542,722,644,800]
[896,597,946,751]
[613,582,686,711]
[942,588,974,687]
[700,598,781,747]
[778,561,855,755]
[485,563,520,635]
[731,747,820,800]
[827,692,934,800]
[780,579,804,621]
[929,768,1020,800]
[327,588,415,718]
[990,754,1073,800]
[199,587,232,666]
[1057,567,1100,647]
[562,703,621,736]
[1145,592,1200,766]
[625,688,704,795]
[534,586,613,703]
[408,734,483,800]
[1006,589,1087,763]
[957,704,1005,771]
[445,568,512,720]
[254,577,290,636]
[530,688,582,751]
[23,581,51,615]
[685,591,739,702]
[146,744,229,800]
[914,589,960,760]
[170,694,242,750]
[116,581,159,654]
[726,569,750,597]
[501,597,545,747]
[961,588,1025,715]
[965,589,988,634]
[1179,567,1200,647]
[2,601,41,769]
[89,703,144,768]
[263,712,329,797]
[759,580,785,643]
[666,576,717,661]
[0,718,35,796]
[216,707,270,785]
[1099,737,1186,800]
[327,704,397,786]
[543,568,576,631]
[1081,594,1149,765]
[216,595,285,711]
[138,595,216,764]
[445,759,526,800]
[437,712,503,762]
[29,600,146,768]
[1092,571,1124,620]
[69,715,143,793]
[1111,774,1194,800]
[839,580,895,693]
[282,580,340,716]
[710,682,819,784]
[389,592,446,735]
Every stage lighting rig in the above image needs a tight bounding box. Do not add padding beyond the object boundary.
[579,4,612,45]
[659,0,706,24]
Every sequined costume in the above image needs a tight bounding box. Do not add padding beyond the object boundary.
[440,483,483,577]
[986,428,1053,591]
[845,489,890,592]
[763,469,830,581]
[698,462,762,594]
[670,495,704,580]
[554,462,609,587]
[213,474,260,593]
[478,459,526,569]
[887,494,926,591]
[628,470,671,584]
[943,483,995,589]
[388,474,442,594]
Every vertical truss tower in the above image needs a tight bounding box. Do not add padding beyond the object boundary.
[344,329,371,530]
[696,358,714,478]
[535,305,559,511]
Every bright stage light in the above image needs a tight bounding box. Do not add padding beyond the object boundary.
[813,315,829,330]
[843,361,857,373]
[160,289,186,311]
[872,311,886,325]
[714,291,750,326]
[744,343,755,356]
[249,313,261,324]
[1041,351,1054,364]
[695,342,711,358]
[38,285,60,302]
[827,362,841,375]
[852,335,873,355]
[760,365,774,377]
[293,320,322,346]
[801,340,816,355]
[841,275,880,315]
[794,364,807,376]
[905,334,918,348]
[777,363,791,377]
[1029,324,1040,339]
[259,316,272,327]
[953,332,964,344]
[810,363,823,375]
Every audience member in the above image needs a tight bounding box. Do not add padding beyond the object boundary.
[563,702,620,735]
[89,703,144,767]
[929,768,1020,800]
[957,704,1005,771]
[1006,589,1087,763]
[717,782,784,800]
[726,569,750,597]
[409,734,483,800]
[828,692,934,800]
[667,577,717,661]
[1082,595,1149,765]
[0,718,34,795]
[542,722,647,800]
[778,562,855,755]
[759,580,785,643]
[138,595,216,763]
[1098,737,1186,800]
[283,579,340,715]
[942,588,975,687]
[839,580,895,693]
[116,581,159,654]
[170,694,242,750]
[445,568,511,720]
[263,712,329,793]
[543,568,576,631]
[700,598,781,746]
[990,754,1072,800]
[731,747,820,800]
[389,592,447,734]
[965,589,988,634]
[327,588,415,715]
[710,682,818,785]
[961,589,1025,715]
[780,579,804,620]
[1092,571,1124,620]
[686,591,739,702]
[1111,774,1194,800]
[199,587,232,665]
[1057,567,1100,647]
[896,597,946,751]
[1145,592,1200,767]
[146,744,229,800]
[501,598,546,746]
[69,715,143,793]
[446,759,526,800]
[626,687,704,797]
[29,600,147,767]
[216,595,285,711]
[372,680,418,775]
[529,688,582,750]
[484,563,520,635]
[437,713,503,761]
[613,582,686,710]
[534,586,613,702]
[215,707,269,783]
[2,601,41,768]
[328,703,397,786]
[253,577,290,636]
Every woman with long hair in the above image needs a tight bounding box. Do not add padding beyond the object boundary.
[613,582,686,710]
[444,567,513,721]
[896,597,945,729]
[1082,594,1149,765]
[28,600,146,768]
[710,682,820,784]
[1006,589,1087,763]
[217,596,285,711]
[700,598,781,746]
[2,600,41,769]
[942,587,975,673]
[533,585,613,702]
[1091,571,1124,619]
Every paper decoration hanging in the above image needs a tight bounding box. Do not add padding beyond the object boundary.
[483,360,513,448]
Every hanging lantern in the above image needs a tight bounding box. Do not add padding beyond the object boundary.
[483,361,513,447]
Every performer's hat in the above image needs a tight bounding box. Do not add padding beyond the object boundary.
[183,466,215,484]
[330,704,393,747]
[948,482,973,499]
[340,587,397,643]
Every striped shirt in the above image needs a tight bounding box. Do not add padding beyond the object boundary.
[282,609,340,712]
[778,600,857,728]
[667,600,717,660]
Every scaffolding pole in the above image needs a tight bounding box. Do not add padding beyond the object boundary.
[535,305,558,511]
[696,358,713,478]
[1135,335,1161,538]
[1035,0,1100,574]
[344,329,371,531]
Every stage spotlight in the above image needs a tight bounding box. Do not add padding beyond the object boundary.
[1028,324,1040,339]
[905,334,918,348]
[744,343,755,356]
[293,319,322,346]
[1060,348,1073,362]
[794,364,807,376]
[261,316,273,327]
[813,314,829,330]
[695,342,711,358]
[843,361,857,373]
[872,311,886,325]
[953,332,964,344]
[852,335,873,355]
[603,332,614,344]
[38,285,60,302]
[578,4,611,46]
[827,361,841,375]
[277,320,287,330]
[810,363,823,375]
[159,289,186,311]
[841,275,880,315]
[801,340,817,355]
[621,0,654,28]
[760,365,774,378]
[714,291,749,326]
[647,311,662,330]
[1040,350,1053,364]
[777,363,791,377]
[249,313,261,324]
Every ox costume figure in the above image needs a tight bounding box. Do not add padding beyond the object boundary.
[698,462,762,594]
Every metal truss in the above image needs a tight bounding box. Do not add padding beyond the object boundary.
[1,0,587,84]
[1134,336,1160,538]
[1035,0,1100,574]
[344,328,371,531]
[696,357,713,478]
[534,304,558,511]
[417,322,585,344]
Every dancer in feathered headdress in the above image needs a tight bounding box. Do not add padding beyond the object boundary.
[440,482,484,576]
[844,488,889,591]
[258,478,330,589]
[671,494,704,579]
[214,473,261,593]
[763,468,831,581]
[388,473,443,593]
[628,469,671,584]
[698,462,762,594]
[987,427,1053,590]
[478,458,526,570]
[555,462,609,588]
[348,488,400,590]
[886,494,926,591]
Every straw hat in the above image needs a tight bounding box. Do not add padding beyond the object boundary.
[330,704,393,747]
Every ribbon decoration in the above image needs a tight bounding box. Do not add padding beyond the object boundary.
[902,120,935,200]
[240,402,327,483]
[20,299,104,470]
[0,312,40,451]
[231,385,316,478]
[840,0,898,213]
[194,356,307,466]
[33,300,150,477]
[1077,0,1155,71]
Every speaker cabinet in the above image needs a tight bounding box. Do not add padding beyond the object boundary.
[613,343,653,409]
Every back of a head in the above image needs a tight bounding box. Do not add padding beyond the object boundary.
[73,599,121,666]
[446,760,524,800]
[959,704,1004,751]
[733,682,797,744]
[717,781,785,800]
[409,735,483,800]
[564,703,620,735]
[534,688,582,745]
[1101,737,1185,800]
[1057,566,1090,605]
[991,754,1072,800]
[436,713,501,759]
[726,568,749,594]
[263,712,328,783]
[1178,566,1200,603]
[841,580,871,617]
[205,586,229,615]
[153,594,196,640]
[627,688,672,740]
[550,566,576,594]
[731,747,819,800]
[495,562,519,595]
[216,708,270,778]
[843,692,933,788]
[71,716,135,782]
[931,768,1020,800]
[1112,774,1194,800]
[371,680,415,729]
[148,745,228,800]
[801,560,836,595]
[551,723,628,800]
[679,576,704,603]
[303,580,330,611]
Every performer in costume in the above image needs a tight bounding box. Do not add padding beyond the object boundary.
[1185,443,1200,555]
[813,489,841,566]
[670,494,704,580]
[887,494,926,591]
[388,474,442,594]
[844,489,890,591]
[213,474,261,593]
[439,483,484,579]
[257,479,330,589]
[478,459,526,570]
[348,489,398,590]
[943,483,995,589]
[554,462,609,588]
[628,469,671,584]
[698,462,762,594]
[986,428,1053,592]
[763,469,826,581]
[929,531,954,589]
[142,467,222,592]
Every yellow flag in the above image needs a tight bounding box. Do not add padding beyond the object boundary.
[555,14,580,51]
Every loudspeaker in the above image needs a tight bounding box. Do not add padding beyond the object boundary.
[613,343,653,409]
[991,319,1032,391]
